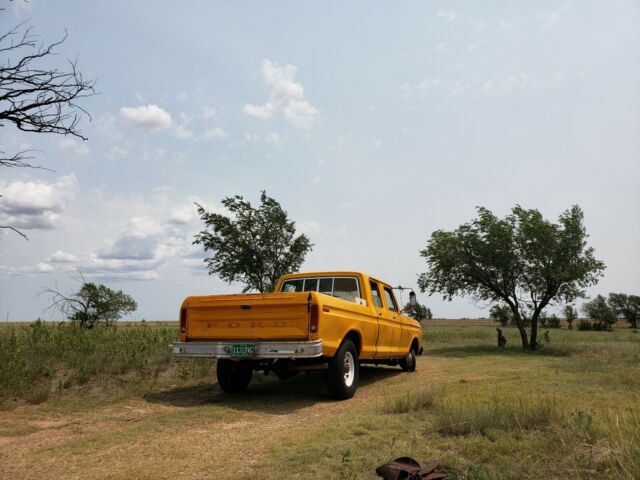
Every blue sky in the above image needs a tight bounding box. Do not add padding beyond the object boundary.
[1,1,639,320]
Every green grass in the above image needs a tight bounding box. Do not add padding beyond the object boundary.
[1,321,639,479]
[0,321,211,406]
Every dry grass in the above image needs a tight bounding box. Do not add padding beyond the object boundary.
[0,321,638,479]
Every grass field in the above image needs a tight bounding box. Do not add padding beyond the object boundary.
[1,321,638,479]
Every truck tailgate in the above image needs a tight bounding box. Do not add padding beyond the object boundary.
[185,292,311,340]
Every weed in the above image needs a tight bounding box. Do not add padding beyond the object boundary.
[432,394,561,436]
[382,387,438,414]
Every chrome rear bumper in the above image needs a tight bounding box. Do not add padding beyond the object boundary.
[171,339,323,359]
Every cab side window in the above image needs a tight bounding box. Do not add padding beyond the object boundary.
[383,287,398,312]
[281,279,303,292]
[370,281,383,308]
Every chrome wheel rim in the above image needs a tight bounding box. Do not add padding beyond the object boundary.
[343,351,355,387]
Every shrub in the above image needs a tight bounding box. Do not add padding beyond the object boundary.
[547,315,561,328]
[577,320,593,331]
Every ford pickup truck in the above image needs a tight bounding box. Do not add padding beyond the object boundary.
[172,271,423,399]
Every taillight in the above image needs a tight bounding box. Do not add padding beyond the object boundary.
[180,308,187,334]
[309,304,319,333]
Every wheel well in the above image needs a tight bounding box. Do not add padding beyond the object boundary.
[344,330,362,355]
[410,337,419,353]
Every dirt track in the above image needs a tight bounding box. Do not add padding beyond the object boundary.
[0,357,458,479]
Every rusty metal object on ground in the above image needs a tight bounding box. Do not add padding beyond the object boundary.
[375,457,446,480]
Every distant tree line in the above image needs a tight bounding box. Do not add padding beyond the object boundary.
[490,292,639,332]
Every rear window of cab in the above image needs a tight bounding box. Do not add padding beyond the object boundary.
[280,276,364,304]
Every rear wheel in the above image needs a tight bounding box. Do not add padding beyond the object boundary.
[399,347,417,372]
[327,339,359,400]
[216,359,252,393]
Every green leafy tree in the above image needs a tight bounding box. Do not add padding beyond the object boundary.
[583,295,617,331]
[489,303,513,326]
[418,205,604,350]
[403,303,431,321]
[607,293,640,329]
[194,191,313,293]
[563,304,578,330]
[43,282,137,328]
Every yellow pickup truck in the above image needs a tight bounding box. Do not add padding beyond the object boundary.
[172,271,423,399]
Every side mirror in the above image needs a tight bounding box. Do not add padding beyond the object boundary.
[409,291,417,307]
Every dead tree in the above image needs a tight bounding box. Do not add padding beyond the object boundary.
[0,17,95,237]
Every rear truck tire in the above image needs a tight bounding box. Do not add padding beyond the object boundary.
[216,359,253,393]
[399,348,417,372]
[326,339,359,400]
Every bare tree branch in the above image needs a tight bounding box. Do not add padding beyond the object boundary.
[0,16,95,239]
[0,225,28,239]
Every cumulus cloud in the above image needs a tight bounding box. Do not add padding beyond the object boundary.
[48,250,79,263]
[98,216,165,260]
[0,262,54,276]
[120,104,172,130]
[0,174,77,230]
[243,59,318,129]
[202,127,228,140]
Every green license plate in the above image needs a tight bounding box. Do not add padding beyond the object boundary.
[231,343,255,357]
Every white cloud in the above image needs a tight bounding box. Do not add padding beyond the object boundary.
[98,216,164,260]
[57,138,90,157]
[0,174,77,230]
[435,10,457,22]
[176,91,187,101]
[0,262,54,276]
[120,104,172,130]
[168,205,197,225]
[338,202,352,210]
[243,59,318,129]
[202,127,228,140]
[243,133,259,142]
[310,176,321,184]
[436,42,446,53]
[48,250,79,263]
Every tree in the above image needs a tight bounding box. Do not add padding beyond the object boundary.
[43,282,137,328]
[418,205,605,350]
[608,293,640,329]
[194,191,313,293]
[563,304,578,330]
[1,16,95,238]
[582,295,617,331]
[403,302,431,321]
[489,303,513,326]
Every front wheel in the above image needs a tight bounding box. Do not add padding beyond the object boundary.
[216,359,252,393]
[327,339,359,400]
[400,348,417,372]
